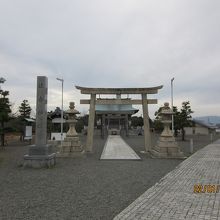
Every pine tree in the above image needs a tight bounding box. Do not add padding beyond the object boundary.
[0,81,11,146]
[174,101,193,140]
[19,100,32,118]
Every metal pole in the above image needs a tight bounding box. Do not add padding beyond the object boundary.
[56,77,64,149]
[171,77,174,133]
[61,79,63,148]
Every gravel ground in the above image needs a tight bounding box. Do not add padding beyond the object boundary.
[0,133,219,220]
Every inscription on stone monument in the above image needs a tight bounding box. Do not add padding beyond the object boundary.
[35,76,48,147]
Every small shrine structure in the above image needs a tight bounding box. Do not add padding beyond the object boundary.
[96,94,138,137]
[49,107,66,141]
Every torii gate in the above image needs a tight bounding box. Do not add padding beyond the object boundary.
[76,85,163,153]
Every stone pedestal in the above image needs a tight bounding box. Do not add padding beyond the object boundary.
[151,102,184,159]
[58,136,84,157]
[151,136,184,158]
[23,76,56,168]
[57,102,84,157]
[24,147,56,168]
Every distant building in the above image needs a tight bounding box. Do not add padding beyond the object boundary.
[216,124,220,133]
[95,102,138,137]
[48,107,67,140]
[185,119,217,135]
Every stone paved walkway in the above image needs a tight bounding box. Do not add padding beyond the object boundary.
[114,139,220,220]
[100,135,141,160]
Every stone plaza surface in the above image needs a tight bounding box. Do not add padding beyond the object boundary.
[100,135,141,160]
[1,134,219,220]
[114,139,220,220]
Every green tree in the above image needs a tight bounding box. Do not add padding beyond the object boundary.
[0,79,11,146]
[19,99,32,118]
[75,118,84,133]
[154,107,164,132]
[154,106,163,119]
[81,114,89,126]
[174,101,193,141]
[131,116,144,127]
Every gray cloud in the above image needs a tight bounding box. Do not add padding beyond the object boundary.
[0,0,220,117]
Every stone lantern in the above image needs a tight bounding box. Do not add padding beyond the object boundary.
[58,102,84,157]
[66,102,79,137]
[160,102,174,137]
[151,102,184,158]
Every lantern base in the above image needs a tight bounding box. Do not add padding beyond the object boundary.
[151,136,185,159]
[57,136,84,157]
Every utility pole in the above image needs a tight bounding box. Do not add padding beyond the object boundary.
[56,77,64,148]
[171,77,174,133]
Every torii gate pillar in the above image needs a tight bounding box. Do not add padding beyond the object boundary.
[142,93,152,153]
[86,94,96,152]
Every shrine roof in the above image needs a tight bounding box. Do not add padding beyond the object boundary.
[95,104,138,114]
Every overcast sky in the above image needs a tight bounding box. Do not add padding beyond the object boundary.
[0,0,219,118]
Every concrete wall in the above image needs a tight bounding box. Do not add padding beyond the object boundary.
[195,127,209,135]
[185,126,212,135]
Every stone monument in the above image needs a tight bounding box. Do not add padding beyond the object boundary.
[23,76,56,168]
[58,102,84,157]
[151,102,184,158]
